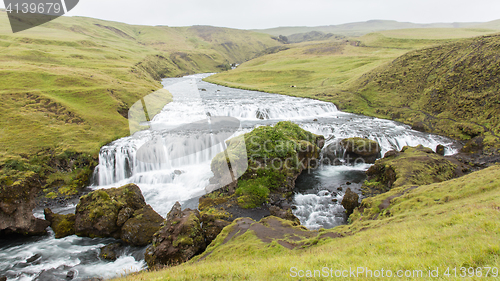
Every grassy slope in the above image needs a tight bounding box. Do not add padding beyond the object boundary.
[116,165,500,280]
[0,12,281,193]
[206,30,500,149]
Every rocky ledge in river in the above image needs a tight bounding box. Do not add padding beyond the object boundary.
[361,145,468,197]
[44,183,164,246]
[323,137,381,165]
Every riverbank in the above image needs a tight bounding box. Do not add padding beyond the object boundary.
[114,164,500,280]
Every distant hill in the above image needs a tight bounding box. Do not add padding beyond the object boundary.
[286,31,345,43]
[253,19,484,37]
[471,19,500,30]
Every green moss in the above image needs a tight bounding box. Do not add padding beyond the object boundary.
[362,145,458,195]
[173,236,194,247]
[46,192,57,199]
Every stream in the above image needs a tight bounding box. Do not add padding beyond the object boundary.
[0,73,460,280]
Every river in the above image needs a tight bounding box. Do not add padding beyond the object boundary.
[0,73,459,280]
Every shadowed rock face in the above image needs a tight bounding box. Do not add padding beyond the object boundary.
[341,188,360,216]
[44,209,75,239]
[340,137,381,164]
[145,202,206,268]
[73,183,163,245]
[121,205,164,246]
[0,174,50,237]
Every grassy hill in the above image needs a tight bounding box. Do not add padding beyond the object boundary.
[0,12,281,195]
[471,19,500,30]
[206,30,500,151]
[116,164,500,280]
[253,19,485,37]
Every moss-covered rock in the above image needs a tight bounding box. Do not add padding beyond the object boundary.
[145,202,206,268]
[0,172,50,237]
[340,137,381,163]
[121,205,164,246]
[75,184,146,238]
[44,208,75,238]
[203,122,323,219]
[341,188,360,216]
[99,243,123,261]
[362,145,461,196]
[74,183,164,245]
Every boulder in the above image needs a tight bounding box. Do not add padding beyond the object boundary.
[74,183,164,245]
[341,188,359,216]
[44,208,75,238]
[145,202,206,268]
[340,137,381,164]
[0,173,50,237]
[436,144,446,156]
[99,243,123,261]
[121,205,164,246]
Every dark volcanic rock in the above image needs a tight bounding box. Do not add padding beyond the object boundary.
[145,202,206,268]
[436,144,446,156]
[340,137,381,164]
[0,174,50,237]
[74,183,163,245]
[99,243,123,261]
[200,213,230,246]
[341,188,359,216]
[44,208,75,238]
[121,205,164,246]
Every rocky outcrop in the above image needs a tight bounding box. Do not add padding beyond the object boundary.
[200,121,324,226]
[341,188,359,216]
[44,208,75,238]
[340,137,381,164]
[74,183,163,245]
[145,202,206,268]
[0,173,50,237]
[362,145,465,196]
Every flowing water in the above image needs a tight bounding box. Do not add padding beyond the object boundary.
[0,73,460,280]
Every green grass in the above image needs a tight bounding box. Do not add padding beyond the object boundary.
[0,12,281,194]
[114,164,500,280]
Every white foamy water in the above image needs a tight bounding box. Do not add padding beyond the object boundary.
[0,73,461,280]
